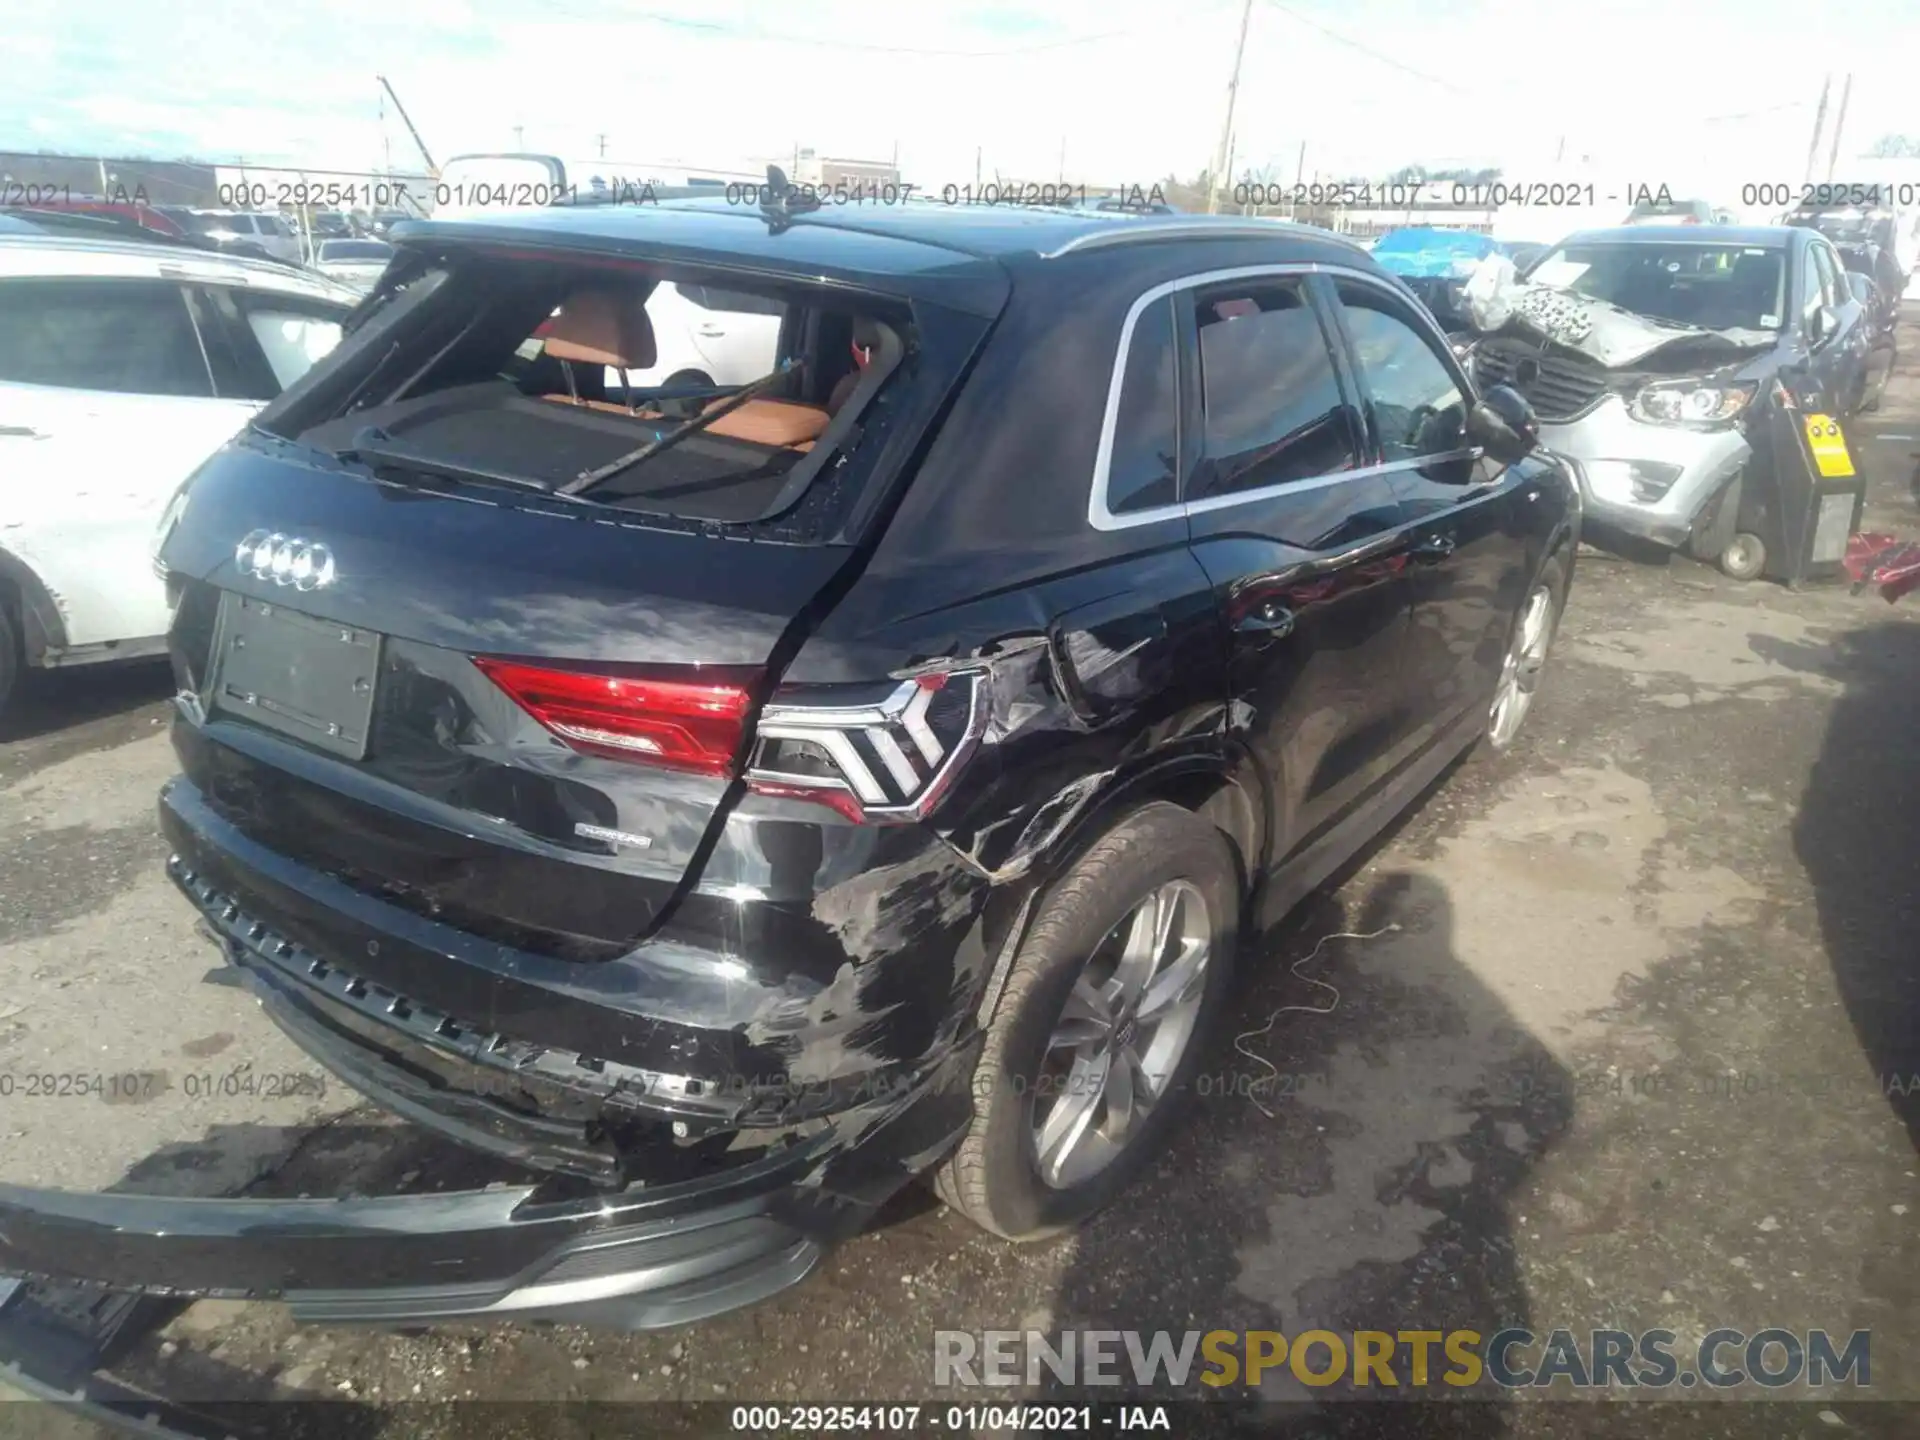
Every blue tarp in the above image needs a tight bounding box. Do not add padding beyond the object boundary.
[1370,227,1505,279]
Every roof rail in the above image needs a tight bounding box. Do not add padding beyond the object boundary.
[1042,216,1367,259]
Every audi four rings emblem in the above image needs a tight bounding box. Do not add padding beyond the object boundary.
[236,530,337,591]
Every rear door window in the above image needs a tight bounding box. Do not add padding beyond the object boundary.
[1104,295,1181,515]
[1188,278,1357,501]
[0,278,213,397]
[683,284,785,318]
[189,287,347,398]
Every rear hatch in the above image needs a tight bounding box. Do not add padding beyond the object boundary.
[157,220,1003,959]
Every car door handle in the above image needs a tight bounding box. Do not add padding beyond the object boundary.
[696,324,727,337]
[1232,602,1296,638]
[1412,533,1456,561]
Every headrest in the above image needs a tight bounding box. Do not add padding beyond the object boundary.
[544,288,658,370]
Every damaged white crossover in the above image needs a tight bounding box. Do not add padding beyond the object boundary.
[0,231,357,712]
[1455,222,1874,580]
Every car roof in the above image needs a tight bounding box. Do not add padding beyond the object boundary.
[0,232,359,302]
[1556,224,1793,249]
[396,197,1369,315]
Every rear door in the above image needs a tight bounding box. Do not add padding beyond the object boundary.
[0,275,258,648]
[1324,274,1530,747]
[1177,270,1423,865]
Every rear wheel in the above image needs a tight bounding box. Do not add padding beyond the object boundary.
[934,802,1238,1240]
[1718,531,1767,582]
[658,369,713,420]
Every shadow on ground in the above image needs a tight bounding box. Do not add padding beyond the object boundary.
[1035,854,1574,1437]
[0,659,172,747]
[1758,622,1920,1153]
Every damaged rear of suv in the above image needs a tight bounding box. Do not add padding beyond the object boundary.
[0,196,1577,1331]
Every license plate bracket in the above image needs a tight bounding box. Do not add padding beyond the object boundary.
[210,593,381,760]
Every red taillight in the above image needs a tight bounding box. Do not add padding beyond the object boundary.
[473,657,754,775]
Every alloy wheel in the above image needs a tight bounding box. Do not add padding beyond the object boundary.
[1489,584,1554,749]
[1030,879,1211,1190]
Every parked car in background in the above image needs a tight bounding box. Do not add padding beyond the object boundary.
[598,278,784,396]
[8,198,188,239]
[1623,197,1717,226]
[313,237,394,294]
[167,210,302,265]
[0,200,1575,1324]
[366,209,414,237]
[1368,226,1517,330]
[0,233,357,714]
[1465,224,1872,580]
[310,211,357,241]
[1785,198,1908,345]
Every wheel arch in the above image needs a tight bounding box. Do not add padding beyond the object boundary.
[966,749,1265,1031]
[0,546,66,666]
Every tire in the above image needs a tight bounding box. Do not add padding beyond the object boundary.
[657,369,714,420]
[1718,531,1767,582]
[934,802,1239,1241]
[0,601,19,721]
[1484,548,1570,753]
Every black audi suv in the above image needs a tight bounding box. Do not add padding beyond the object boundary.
[0,195,1578,1328]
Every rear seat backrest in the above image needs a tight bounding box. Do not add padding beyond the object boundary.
[545,289,657,370]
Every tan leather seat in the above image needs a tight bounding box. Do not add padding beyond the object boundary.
[545,289,657,370]
[542,289,661,414]
[701,398,830,448]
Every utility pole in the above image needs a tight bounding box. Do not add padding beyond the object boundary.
[1206,0,1254,214]
[597,133,608,159]
[1059,136,1066,185]
[1803,74,1832,184]
[1291,140,1307,219]
[1223,132,1238,212]
[513,124,525,150]
[1825,73,1853,181]
[96,157,110,198]
[975,146,982,187]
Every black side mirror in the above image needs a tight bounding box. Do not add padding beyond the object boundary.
[1468,384,1538,461]
[1809,305,1834,345]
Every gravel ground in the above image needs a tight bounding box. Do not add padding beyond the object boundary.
[4,317,1920,1438]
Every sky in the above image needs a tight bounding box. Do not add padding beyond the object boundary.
[6,0,1920,201]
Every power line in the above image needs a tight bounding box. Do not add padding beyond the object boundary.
[1259,0,1469,96]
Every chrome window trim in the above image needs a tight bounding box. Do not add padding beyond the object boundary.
[1088,261,1475,532]
[1042,219,1369,260]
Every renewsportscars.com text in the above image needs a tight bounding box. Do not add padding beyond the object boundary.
[934,1327,1871,1390]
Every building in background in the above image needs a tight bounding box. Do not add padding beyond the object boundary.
[792,149,899,190]
[0,152,219,206]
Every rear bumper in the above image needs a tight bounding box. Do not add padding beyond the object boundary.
[0,1043,972,1328]
[0,792,980,1330]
